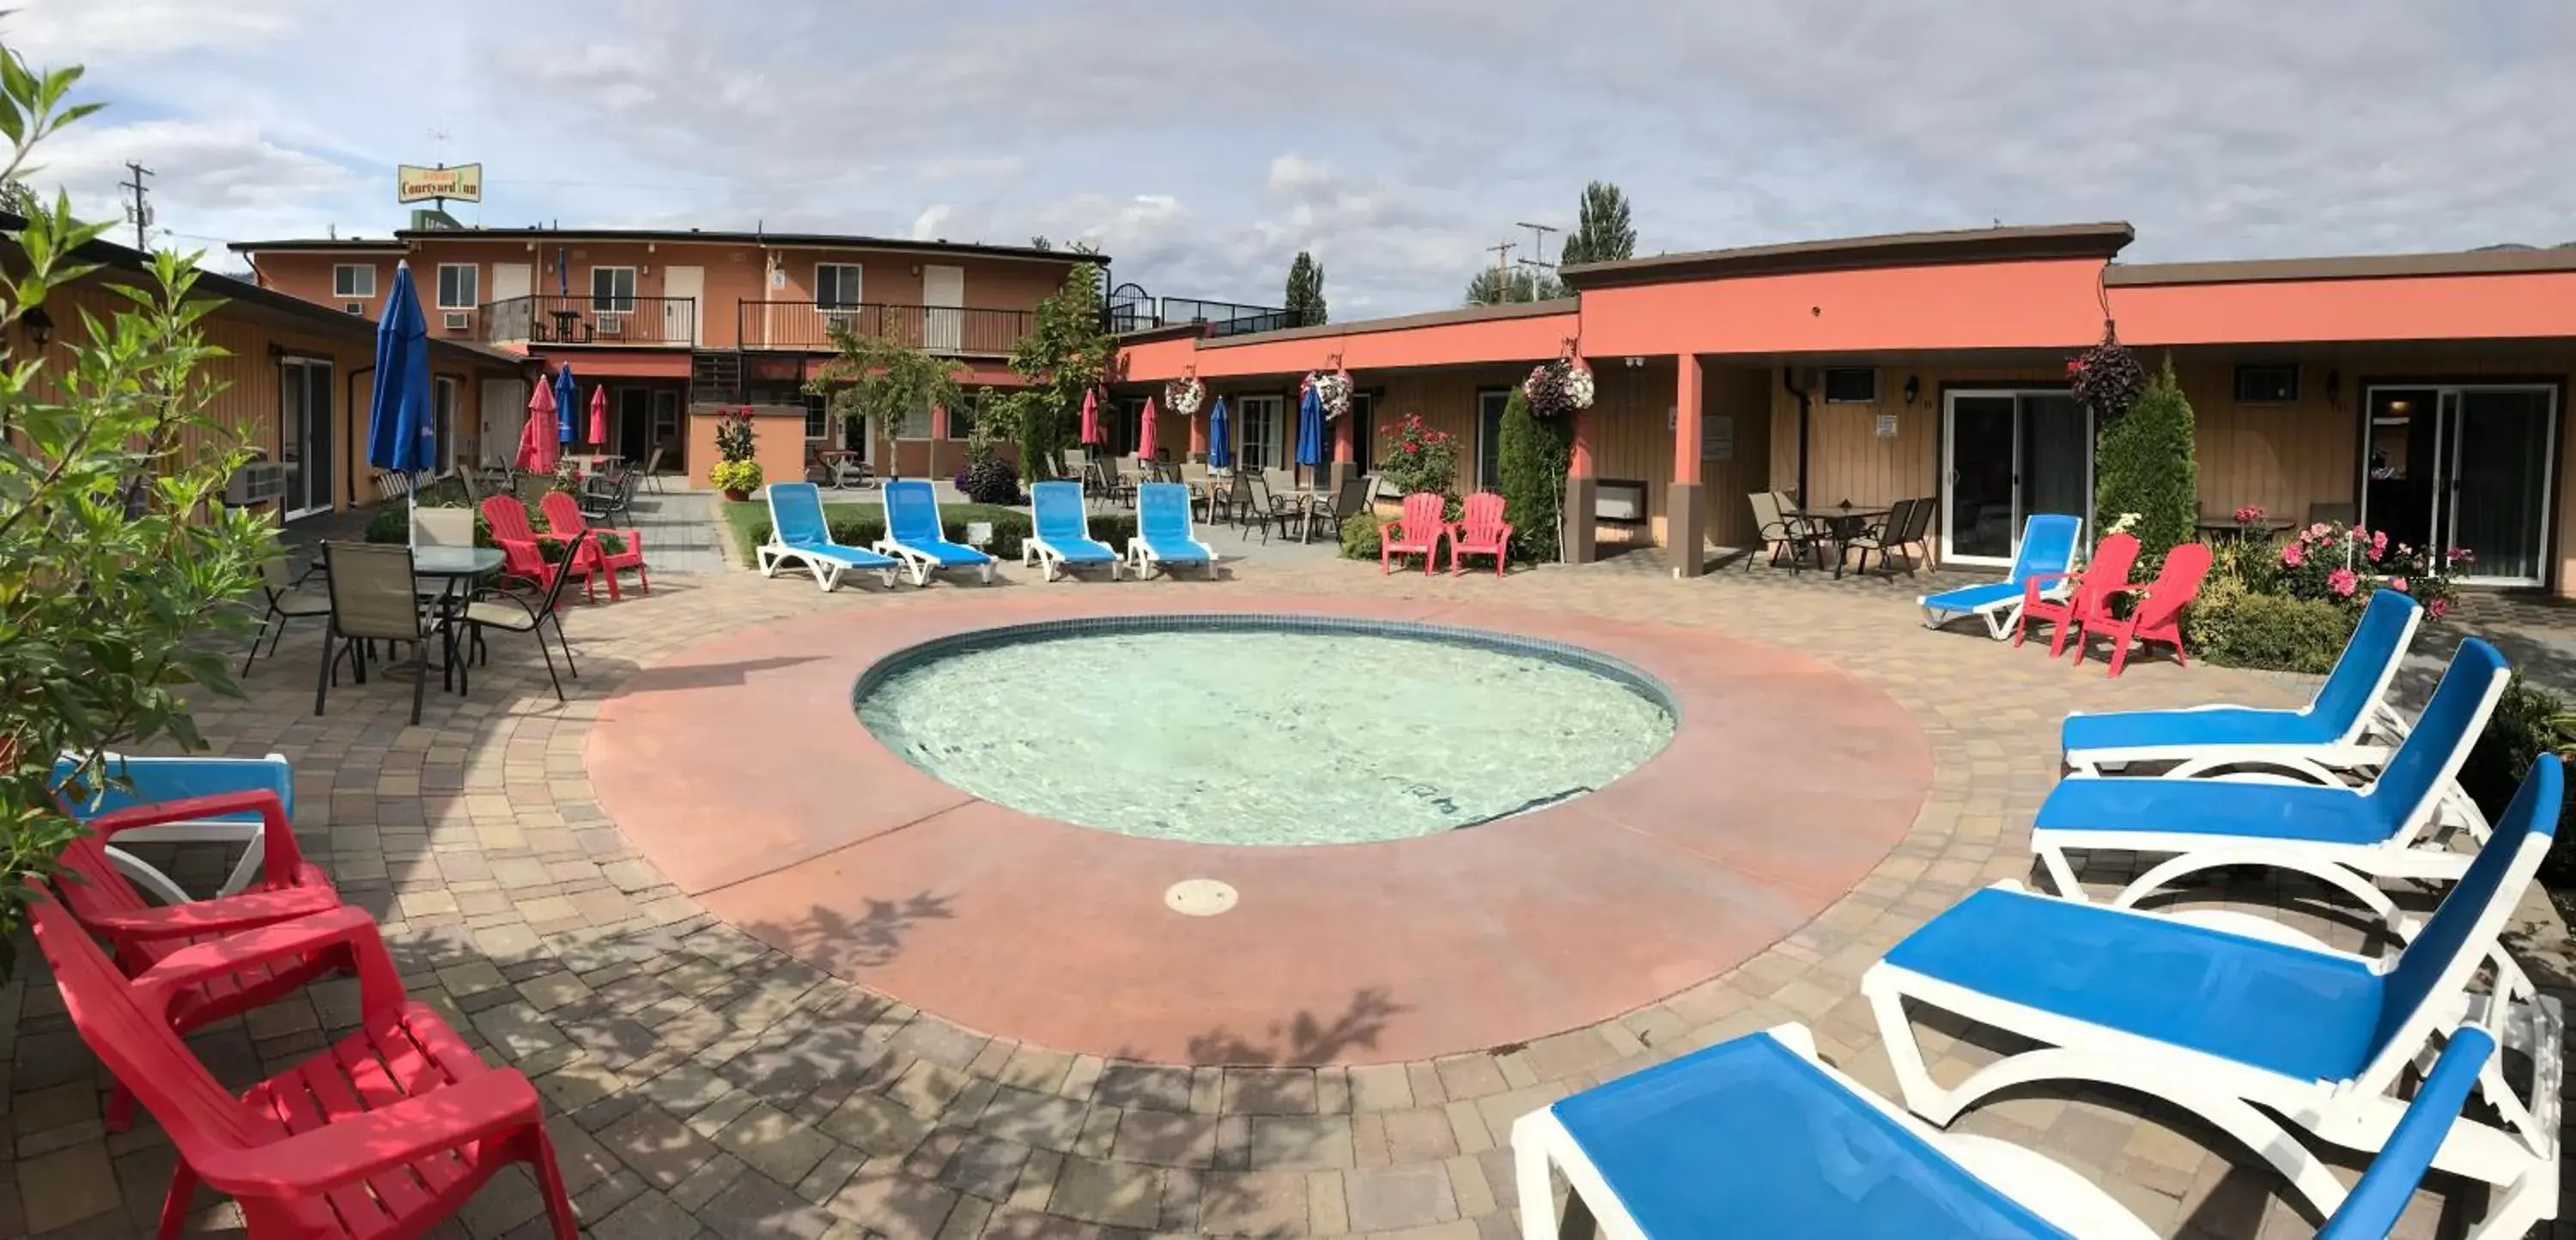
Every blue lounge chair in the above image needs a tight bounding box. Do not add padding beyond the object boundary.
[2062,587,2422,777]
[756,482,899,592]
[51,751,292,903]
[1022,480,1122,582]
[1128,482,1215,579]
[2032,637,2506,922]
[1918,514,2083,639]
[1863,757,2563,1240]
[874,477,995,586]
[1513,1020,2499,1240]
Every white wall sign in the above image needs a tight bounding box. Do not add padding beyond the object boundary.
[1703,414,1733,461]
[1874,413,1899,439]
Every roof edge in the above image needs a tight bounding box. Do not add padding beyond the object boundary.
[2106,248,2576,286]
[1196,298,1578,350]
[235,228,1101,265]
[1563,222,2135,289]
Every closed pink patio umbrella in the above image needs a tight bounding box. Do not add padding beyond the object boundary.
[1078,388,1102,445]
[1138,396,1159,459]
[517,380,559,471]
[587,386,610,449]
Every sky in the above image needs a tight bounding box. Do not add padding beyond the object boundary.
[17,0,2576,319]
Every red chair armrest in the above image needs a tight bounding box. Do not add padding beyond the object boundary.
[77,884,341,942]
[197,1067,541,1195]
[2024,570,2076,587]
[132,907,404,1022]
[85,789,307,877]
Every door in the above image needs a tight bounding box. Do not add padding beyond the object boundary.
[279,358,334,518]
[432,376,460,474]
[1235,395,1283,470]
[482,378,526,468]
[489,263,532,340]
[1349,391,1375,474]
[660,265,703,345]
[616,388,653,462]
[921,264,964,351]
[2363,383,2557,586]
[651,390,682,471]
[1942,389,2091,565]
[1475,389,1510,490]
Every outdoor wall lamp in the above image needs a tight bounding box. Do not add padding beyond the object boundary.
[21,305,50,350]
[1902,374,1921,404]
[2325,369,2342,405]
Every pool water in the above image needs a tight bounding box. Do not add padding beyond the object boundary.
[856,624,1675,845]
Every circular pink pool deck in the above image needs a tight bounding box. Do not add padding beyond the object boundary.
[586,593,1931,1064]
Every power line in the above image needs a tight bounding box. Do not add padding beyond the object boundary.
[119,161,154,251]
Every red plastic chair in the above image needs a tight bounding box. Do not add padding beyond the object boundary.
[2014,532,2139,657]
[1381,492,1446,575]
[481,495,598,605]
[1448,492,1514,577]
[538,490,647,599]
[2078,542,2215,678]
[49,787,343,1132]
[27,896,577,1240]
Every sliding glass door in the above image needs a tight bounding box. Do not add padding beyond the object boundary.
[1941,389,2091,566]
[2362,383,2556,586]
[279,357,334,518]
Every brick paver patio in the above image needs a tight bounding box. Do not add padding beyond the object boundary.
[7,532,2567,1239]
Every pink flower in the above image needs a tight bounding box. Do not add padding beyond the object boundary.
[2281,544,2306,568]
[2233,504,2264,525]
[2446,547,2475,565]
[2387,576,2409,593]
[2430,599,2451,620]
[2327,568,2359,598]
[2308,522,2333,539]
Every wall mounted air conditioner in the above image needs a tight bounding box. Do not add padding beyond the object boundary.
[594,313,625,336]
[343,301,365,315]
[222,460,287,508]
[442,311,471,332]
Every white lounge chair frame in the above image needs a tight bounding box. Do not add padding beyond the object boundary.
[1023,482,1122,582]
[1862,878,2562,1240]
[1512,1023,2160,1240]
[756,483,897,592]
[65,750,292,905]
[1917,514,2082,640]
[873,481,997,587]
[1128,483,1218,580]
[2035,650,2505,927]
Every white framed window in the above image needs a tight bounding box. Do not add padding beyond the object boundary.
[1236,394,1284,471]
[815,264,864,310]
[590,266,637,313]
[333,264,376,299]
[896,400,933,441]
[803,393,829,441]
[434,263,478,309]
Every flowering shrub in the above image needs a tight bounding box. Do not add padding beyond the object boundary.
[1522,358,1596,419]
[2272,522,2463,618]
[2066,323,2147,419]
[1163,376,1206,416]
[2233,504,2265,526]
[1376,413,1461,500]
[714,408,758,464]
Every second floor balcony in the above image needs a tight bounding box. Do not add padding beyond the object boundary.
[735,301,1034,355]
[481,294,700,348]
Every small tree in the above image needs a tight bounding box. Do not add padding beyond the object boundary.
[1495,386,1572,562]
[1284,251,1327,326]
[2094,356,2198,561]
[1463,265,1564,306]
[1,46,273,976]
[805,313,964,478]
[1558,181,1636,267]
[1003,262,1115,481]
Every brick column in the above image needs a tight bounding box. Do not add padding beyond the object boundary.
[1189,410,1208,462]
[1564,404,1596,564]
[1669,355,1707,577]
[1328,406,1357,493]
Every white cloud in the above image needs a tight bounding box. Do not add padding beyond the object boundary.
[1267,155,1333,197]
[908,204,952,241]
[36,117,368,246]
[12,0,327,63]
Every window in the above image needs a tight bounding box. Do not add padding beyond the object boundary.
[815,264,864,310]
[333,264,375,299]
[590,266,637,313]
[2233,364,2300,404]
[1823,368,1878,404]
[434,264,477,309]
[1476,389,1509,489]
[1235,395,1284,470]
[803,393,830,441]
[896,401,932,440]
[945,392,981,441]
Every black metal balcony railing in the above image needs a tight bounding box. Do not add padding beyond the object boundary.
[737,301,1034,355]
[1103,295,1295,337]
[483,294,697,347]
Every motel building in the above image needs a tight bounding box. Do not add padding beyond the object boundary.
[1114,223,2576,595]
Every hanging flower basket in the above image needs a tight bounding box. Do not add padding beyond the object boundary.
[1163,376,1206,416]
[1305,370,1354,420]
[2066,322,2146,419]
[1522,358,1595,418]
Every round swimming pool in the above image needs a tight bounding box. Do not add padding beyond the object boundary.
[854,616,1677,845]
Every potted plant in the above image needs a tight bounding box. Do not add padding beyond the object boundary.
[710,459,763,501]
[712,408,762,500]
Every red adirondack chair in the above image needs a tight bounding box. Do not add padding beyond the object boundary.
[27,897,577,1240]
[1381,492,1447,575]
[1448,492,1514,577]
[48,787,344,1131]
[481,495,598,605]
[539,490,648,599]
[2014,532,2139,657]
[2078,542,2215,678]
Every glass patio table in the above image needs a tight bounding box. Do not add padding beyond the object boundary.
[1783,505,1890,578]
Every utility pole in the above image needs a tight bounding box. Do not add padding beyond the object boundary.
[1514,221,1560,297]
[119,161,154,250]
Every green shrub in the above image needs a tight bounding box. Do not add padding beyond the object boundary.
[2094,357,2197,561]
[708,459,764,495]
[1340,513,1388,560]
[2456,676,2576,884]
[1495,386,1571,564]
[2182,578,2360,673]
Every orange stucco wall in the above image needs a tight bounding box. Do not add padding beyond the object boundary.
[1578,258,2111,357]
[2108,271,2576,346]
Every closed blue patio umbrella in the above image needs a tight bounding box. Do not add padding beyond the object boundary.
[1296,383,1326,484]
[1207,396,1231,469]
[365,261,434,529]
[554,363,578,445]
